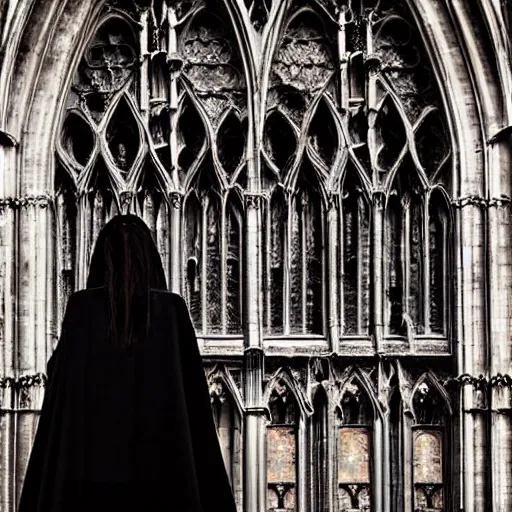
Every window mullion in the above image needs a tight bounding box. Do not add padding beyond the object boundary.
[403,198,411,324]
[221,199,227,334]
[442,215,448,334]
[139,10,149,120]
[301,194,307,334]
[423,197,431,334]
[265,199,271,333]
[201,197,208,334]
[357,196,364,334]
[284,196,291,335]
[77,194,91,290]
[339,198,345,336]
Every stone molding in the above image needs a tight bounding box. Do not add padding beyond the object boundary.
[0,195,52,209]
[451,195,512,208]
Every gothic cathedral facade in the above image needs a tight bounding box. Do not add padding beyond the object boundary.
[0,1,511,511]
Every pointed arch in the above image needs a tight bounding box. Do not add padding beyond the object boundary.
[263,108,298,176]
[337,368,384,423]
[410,372,452,512]
[207,366,244,504]
[223,189,244,334]
[264,368,314,419]
[335,370,377,512]
[384,158,428,337]
[207,365,246,417]
[204,189,222,334]
[183,190,203,328]
[306,95,342,172]
[58,110,97,171]
[263,185,286,334]
[412,371,453,418]
[340,166,371,336]
[427,188,451,335]
[215,109,246,183]
[289,163,325,335]
[265,368,311,512]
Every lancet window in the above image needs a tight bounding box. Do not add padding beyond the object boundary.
[267,378,300,512]
[208,369,244,509]
[411,377,450,512]
[55,2,247,336]
[336,377,373,512]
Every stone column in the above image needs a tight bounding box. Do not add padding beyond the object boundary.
[487,137,512,512]
[327,197,339,351]
[15,195,54,508]
[0,144,17,512]
[169,192,182,293]
[455,192,489,512]
[243,191,265,512]
[243,347,266,512]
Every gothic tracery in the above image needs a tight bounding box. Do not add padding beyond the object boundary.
[3,0,512,511]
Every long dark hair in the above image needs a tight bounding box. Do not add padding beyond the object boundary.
[86,214,168,352]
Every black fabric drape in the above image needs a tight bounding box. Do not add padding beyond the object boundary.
[18,287,237,512]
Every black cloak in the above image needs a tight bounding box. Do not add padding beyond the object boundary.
[18,286,238,512]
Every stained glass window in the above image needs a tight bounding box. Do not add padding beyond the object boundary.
[412,380,449,512]
[337,379,373,512]
[267,379,299,512]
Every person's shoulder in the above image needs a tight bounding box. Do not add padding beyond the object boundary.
[66,286,106,306]
[150,288,186,308]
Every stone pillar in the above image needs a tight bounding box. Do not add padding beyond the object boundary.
[487,137,512,512]
[455,191,489,512]
[169,192,182,293]
[15,195,53,508]
[327,197,339,350]
[0,144,17,509]
[243,347,266,512]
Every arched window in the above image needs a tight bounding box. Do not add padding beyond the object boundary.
[262,7,336,339]
[267,378,300,512]
[209,370,244,510]
[385,162,425,336]
[55,2,247,338]
[336,377,374,512]
[411,376,451,512]
[340,168,370,336]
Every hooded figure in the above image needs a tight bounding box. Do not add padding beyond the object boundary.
[18,214,237,512]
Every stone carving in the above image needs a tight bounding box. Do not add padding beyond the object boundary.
[452,195,512,209]
[0,195,52,210]
[182,12,243,92]
[245,193,262,209]
[374,0,440,122]
[272,13,335,92]
[72,18,138,120]
[209,376,227,404]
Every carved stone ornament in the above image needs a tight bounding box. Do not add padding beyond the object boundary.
[451,195,512,209]
[394,360,414,417]
[17,373,47,408]
[170,192,183,209]
[244,193,262,209]
[72,17,138,118]
[120,190,134,206]
[0,195,52,210]
[209,377,227,404]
